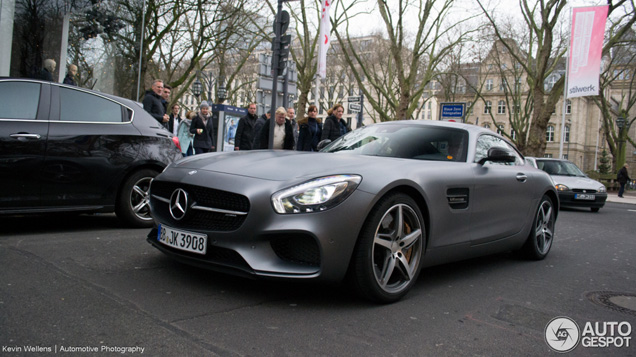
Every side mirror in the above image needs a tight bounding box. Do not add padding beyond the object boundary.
[317,139,332,151]
[479,147,517,165]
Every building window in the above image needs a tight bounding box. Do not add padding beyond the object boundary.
[483,123,491,129]
[544,153,553,158]
[546,125,555,142]
[499,79,507,92]
[566,100,571,114]
[564,126,570,142]
[546,75,557,90]
[497,124,505,135]
[484,101,491,114]
[497,100,506,114]
[514,79,521,92]
[466,101,472,115]
[486,79,493,91]
[511,129,516,140]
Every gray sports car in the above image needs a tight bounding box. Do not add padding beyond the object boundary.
[146,120,558,303]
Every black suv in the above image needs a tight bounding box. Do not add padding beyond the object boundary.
[0,79,183,227]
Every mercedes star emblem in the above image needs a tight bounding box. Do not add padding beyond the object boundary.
[169,188,189,220]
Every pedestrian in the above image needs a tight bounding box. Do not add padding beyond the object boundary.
[142,79,169,126]
[177,110,195,157]
[257,107,294,150]
[287,107,299,149]
[617,163,631,198]
[161,84,172,115]
[63,64,78,86]
[252,111,271,149]
[234,103,259,151]
[167,103,182,136]
[321,103,350,142]
[190,101,215,154]
[297,105,323,151]
[38,59,56,81]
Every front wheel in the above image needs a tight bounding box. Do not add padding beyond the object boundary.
[349,193,425,303]
[115,169,158,228]
[520,195,555,260]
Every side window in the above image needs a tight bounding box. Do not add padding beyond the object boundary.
[59,87,124,123]
[474,134,523,166]
[0,82,41,120]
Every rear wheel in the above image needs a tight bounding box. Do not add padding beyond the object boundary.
[350,193,424,303]
[115,169,158,228]
[520,195,555,260]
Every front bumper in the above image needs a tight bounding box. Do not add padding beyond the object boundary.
[146,170,376,282]
[557,191,607,209]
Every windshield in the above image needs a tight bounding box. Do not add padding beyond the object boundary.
[536,160,586,177]
[321,124,469,162]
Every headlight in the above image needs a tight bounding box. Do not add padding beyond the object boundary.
[555,184,570,191]
[272,175,362,214]
[598,185,607,193]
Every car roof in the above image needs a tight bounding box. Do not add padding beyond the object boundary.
[0,77,138,107]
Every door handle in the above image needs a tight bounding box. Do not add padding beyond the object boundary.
[516,173,528,182]
[10,133,41,139]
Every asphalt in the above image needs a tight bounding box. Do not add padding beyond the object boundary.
[605,189,636,205]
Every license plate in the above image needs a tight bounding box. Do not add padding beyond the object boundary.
[574,193,595,200]
[158,224,207,255]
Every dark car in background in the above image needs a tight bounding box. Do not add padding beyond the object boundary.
[147,121,558,303]
[0,78,183,227]
[527,157,607,212]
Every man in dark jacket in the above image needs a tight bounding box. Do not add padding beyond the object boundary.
[63,64,77,86]
[617,163,631,198]
[234,103,259,150]
[252,111,270,149]
[257,107,294,150]
[38,59,56,81]
[142,79,169,126]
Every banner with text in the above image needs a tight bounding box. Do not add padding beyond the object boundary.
[567,5,608,98]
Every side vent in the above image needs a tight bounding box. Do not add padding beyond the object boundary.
[447,188,469,209]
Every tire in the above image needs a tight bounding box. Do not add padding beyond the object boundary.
[520,195,555,260]
[591,207,600,213]
[350,193,425,303]
[115,169,158,228]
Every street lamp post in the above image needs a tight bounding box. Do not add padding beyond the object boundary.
[217,78,227,104]
[191,70,215,103]
[617,116,626,167]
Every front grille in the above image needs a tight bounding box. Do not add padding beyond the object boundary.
[572,189,598,193]
[151,181,250,231]
[270,234,321,267]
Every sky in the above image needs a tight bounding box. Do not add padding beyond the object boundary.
[344,0,612,37]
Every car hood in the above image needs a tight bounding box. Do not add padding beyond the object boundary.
[550,175,604,190]
[171,150,402,181]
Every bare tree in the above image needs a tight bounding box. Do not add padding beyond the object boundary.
[332,0,478,122]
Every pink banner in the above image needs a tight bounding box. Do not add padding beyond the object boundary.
[567,5,608,98]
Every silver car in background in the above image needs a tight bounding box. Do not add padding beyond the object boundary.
[527,157,607,212]
[147,121,558,303]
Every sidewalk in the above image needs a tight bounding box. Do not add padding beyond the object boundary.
[605,190,636,205]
